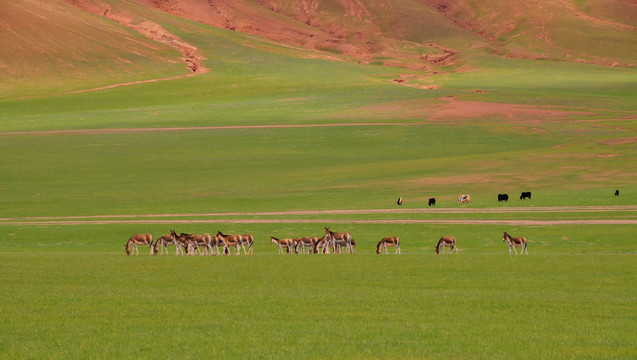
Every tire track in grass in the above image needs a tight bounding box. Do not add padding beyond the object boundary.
[2,206,636,226]
[0,122,423,136]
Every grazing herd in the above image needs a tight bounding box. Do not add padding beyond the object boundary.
[126,228,528,256]
[124,189,625,256]
[125,230,255,256]
[397,192,535,206]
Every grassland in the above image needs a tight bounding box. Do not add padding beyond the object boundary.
[1,1,636,358]
[1,223,635,359]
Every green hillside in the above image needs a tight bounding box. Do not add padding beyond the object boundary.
[0,0,187,98]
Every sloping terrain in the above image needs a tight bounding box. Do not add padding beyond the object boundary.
[134,0,636,67]
[0,0,194,97]
[3,0,634,99]
[134,0,479,68]
[422,0,637,66]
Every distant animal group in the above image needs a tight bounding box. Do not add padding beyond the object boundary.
[270,227,356,254]
[125,230,254,256]
[433,232,527,255]
[125,228,528,256]
[397,192,533,206]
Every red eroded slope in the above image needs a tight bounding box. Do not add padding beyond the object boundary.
[137,0,636,67]
[133,0,481,70]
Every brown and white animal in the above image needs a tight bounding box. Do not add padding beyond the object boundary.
[376,236,401,254]
[211,235,226,255]
[270,236,294,254]
[174,232,199,255]
[435,236,458,254]
[241,234,255,255]
[152,230,182,255]
[125,233,153,255]
[312,234,331,254]
[190,233,216,255]
[325,227,354,254]
[502,232,528,255]
[293,236,319,254]
[216,231,247,255]
[458,195,470,204]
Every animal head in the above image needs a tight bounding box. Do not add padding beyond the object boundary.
[125,241,132,255]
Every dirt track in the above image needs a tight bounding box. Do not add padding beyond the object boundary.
[2,206,636,226]
[0,122,421,136]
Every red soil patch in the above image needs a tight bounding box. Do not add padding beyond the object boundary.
[429,96,592,122]
[599,137,637,146]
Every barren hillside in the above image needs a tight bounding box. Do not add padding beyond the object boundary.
[134,0,637,67]
[2,0,635,97]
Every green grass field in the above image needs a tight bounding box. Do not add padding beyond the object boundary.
[1,223,635,359]
[1,1,636,358]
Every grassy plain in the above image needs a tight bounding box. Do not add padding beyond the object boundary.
[1,223,635,359]
[1,3,636,359]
